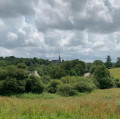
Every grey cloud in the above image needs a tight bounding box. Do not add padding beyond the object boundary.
[0,0,38,18]
[35,0,120,33]
[0,0,120,61]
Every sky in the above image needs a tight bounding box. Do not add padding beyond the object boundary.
[0,0,120,62]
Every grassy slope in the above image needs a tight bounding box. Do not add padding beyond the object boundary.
[0,88,120,119]
[109,68,120,79]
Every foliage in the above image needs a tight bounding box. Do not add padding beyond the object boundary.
[74,79,96,92]
[47,80,62,93]
[57,84,78,97]
[25,75,44,93]
[93,60,104,66]
[17,63,27,69]
[0,68,7,80]
[90,64,96,74]
[90,60,104,74]
[49,65,66,79]
[61,59,86,76]
[105,55,112,69]
[115,57,120,67]
[41,75,51,84]
[61,76,95,93]
[3,77,18,93]
[69,69,77,76]
[112,78,120,88]
[94,65,115,89]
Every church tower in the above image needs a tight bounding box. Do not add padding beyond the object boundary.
[59,54,61,62]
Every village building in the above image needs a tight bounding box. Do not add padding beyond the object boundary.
[51,55,62,64]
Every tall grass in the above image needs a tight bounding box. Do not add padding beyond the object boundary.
[109,68,120,79]
[0,88,120,118]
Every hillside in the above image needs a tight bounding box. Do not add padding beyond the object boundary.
[109,68,120,79]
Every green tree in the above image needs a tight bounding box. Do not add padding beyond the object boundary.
[17,63,27,69]
[0,68,7,80]
[57,84,78,97]
[94,65,114,89]
[3,77,18,93]
[93,60,104,65]
[25,75,44,93]
[69,69,77,76]
[47,80,61,93]
[105,55,112,69]
[49,65,66,79]
[115,57,120,67]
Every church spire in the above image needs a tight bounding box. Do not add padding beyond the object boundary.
[59,54,61,62]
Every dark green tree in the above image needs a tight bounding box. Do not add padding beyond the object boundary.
[49,65,66,79]
[105,55,112,69]
[25,75,44,93]
[47,80,62,93]
[115,57,120,67]
[94,65,114,89]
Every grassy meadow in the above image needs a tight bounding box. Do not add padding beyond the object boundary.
[0,88,120,119]
[109,68,120,79]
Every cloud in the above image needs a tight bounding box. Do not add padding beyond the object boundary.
[0,19,5,31]
[0,0,120,61]
[7,32,18,42]
[93,41,104,48]
[0,0,38,18]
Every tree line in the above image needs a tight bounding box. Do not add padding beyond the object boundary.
[0,55,120,96]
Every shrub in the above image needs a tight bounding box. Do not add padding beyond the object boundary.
[25,75,44,93]
[16,80,26,93]
[69,69,77,76]
[17,63,27,69]
[0,68,7,80]
[3,77,18,93]
[97,77,115,89]
[74,80,95,92]
[57,84,78,97]
[94,65,114,89]
[113,78,120,88]
[61,76,77,85]
[49,66,66,79]
[41,75,51,84]
[47,80,61,93]
[61,76,96,93]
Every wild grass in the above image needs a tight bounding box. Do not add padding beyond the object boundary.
[109,68,120,79]
[0,88,120,119]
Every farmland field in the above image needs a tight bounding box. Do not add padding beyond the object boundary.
[0,88,120,119]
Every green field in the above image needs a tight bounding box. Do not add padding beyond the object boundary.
[109,68,120,79]
[0,88,120,119]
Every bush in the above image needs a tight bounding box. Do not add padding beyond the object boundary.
[97,77,115,89]
[3,77,18,93]
[49,66,66,79]
[61,76,96,93]
[17,63,27,69]
[47,80,61,93]
[41,75,51,84]
[61,76,77,85]
[25,75,44,93]
[16,80,26,93]
[57,84,78,97]
[74,80,95,92]
[0,68,7,80]
[94,65,114,89]
[69,69,77,76]
[113,78,120,87]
